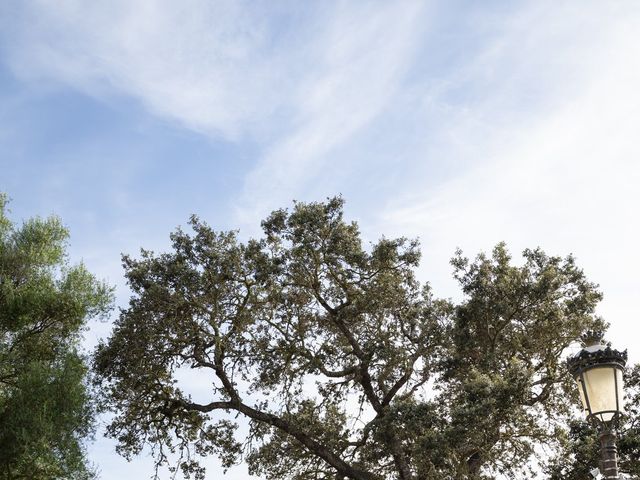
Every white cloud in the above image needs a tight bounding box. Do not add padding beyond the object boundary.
[377,1,640,358]
[2,0,430,232]
[2,0,309,139]
[235,1,428,227]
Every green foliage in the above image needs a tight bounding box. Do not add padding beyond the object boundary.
[95,196,614,479]
[0,194,113,479]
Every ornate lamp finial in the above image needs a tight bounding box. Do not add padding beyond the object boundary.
[581,330,607,348]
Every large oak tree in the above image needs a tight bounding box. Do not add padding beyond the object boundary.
[95,197,622,479]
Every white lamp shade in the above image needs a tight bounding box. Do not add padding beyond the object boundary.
[577,366,624,421]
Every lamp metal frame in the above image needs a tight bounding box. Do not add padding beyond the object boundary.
[567,344,627,429]
[567,335,627,480]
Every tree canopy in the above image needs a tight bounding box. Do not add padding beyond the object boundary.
[95,197,626,479]
[0,194,113,479]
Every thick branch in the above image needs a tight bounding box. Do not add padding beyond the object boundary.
[177,398,380,480]
[207,326,379,480]
[313,292,413,479]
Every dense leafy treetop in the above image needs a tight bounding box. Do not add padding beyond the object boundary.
[0,194,113,479]
[95,197,613,480]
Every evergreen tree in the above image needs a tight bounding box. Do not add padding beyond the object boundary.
[0,194,112,479]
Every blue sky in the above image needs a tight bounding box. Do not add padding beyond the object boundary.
[2,1,640,478]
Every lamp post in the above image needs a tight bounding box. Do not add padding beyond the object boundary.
[567,332,627,480]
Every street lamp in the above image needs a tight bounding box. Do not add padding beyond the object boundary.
[567,331,627,480]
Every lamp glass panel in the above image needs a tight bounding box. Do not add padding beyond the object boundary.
[582,367,622,421]
[616,368,624,412]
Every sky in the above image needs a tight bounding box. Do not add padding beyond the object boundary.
[1,0,640,478]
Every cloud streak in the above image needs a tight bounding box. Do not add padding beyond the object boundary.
[235,1,428,227]
[2,0,314,138]
[2,0,430,229]
[377,1,640,355]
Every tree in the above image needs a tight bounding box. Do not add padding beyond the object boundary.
[95,197,613,480]
[0,194,112,479]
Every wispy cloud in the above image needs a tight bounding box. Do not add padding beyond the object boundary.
[2,0,430,230]
[2,0,315,139]
[377,1,640,353]
[235,1,428,227]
